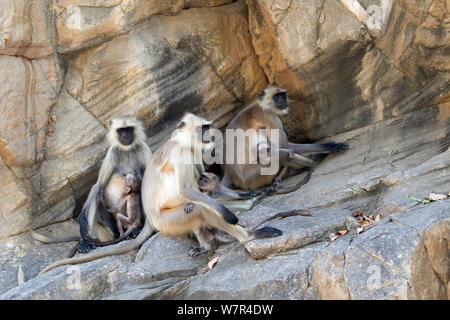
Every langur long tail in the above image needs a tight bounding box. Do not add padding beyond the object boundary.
[39,221,153,274]
[31,230,80,243]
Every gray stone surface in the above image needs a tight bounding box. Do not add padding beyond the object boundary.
[0,0,448,300]
[1,105,448,299]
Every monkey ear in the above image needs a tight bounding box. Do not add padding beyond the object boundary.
[258,90,265,101]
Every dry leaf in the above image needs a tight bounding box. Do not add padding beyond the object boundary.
[207,256,220,271]
[362,215,375,224]
[357,227,364,234]
[50,114,56,122]
[375,215,381,222]
[352,210,363,218]
[338,229,348,236]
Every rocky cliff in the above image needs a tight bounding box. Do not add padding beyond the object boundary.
[0,0,448,299]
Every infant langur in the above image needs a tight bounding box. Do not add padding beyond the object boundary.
[197,172,266,200]
[106,173,143,239]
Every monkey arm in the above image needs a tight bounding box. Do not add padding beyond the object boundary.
[79,149,117,249]
[279,148,315,167]
[79,183,102,239]
[272,166,288,191]
[97,149,117,187]
[287,142,348,154]
[212,186,268,200]
[181,187,238,225]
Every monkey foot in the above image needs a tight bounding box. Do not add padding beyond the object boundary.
[77,240,95,253]
[184,202,195,214]
[130,228,141,239]
[271,179,283,192]
[189,247,209,257]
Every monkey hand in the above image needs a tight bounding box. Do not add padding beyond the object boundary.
[189,246,209,257]
[184,202,195,214]
[271,178,283,192]
[322,141,349,153]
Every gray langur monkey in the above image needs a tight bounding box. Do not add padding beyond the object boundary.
[39,113,281,274]
[32,174,144,251]
[142,113,282,257]
[77,117,152,253]
[197,171,270,212]
[222,85,349,191]
[32,117,151,252]
[198,172,266,200]
[105,173,143,239]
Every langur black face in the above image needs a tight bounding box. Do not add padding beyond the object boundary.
[198,174,210,188]
[273,91,287,110]
[198,173,219,190]
[117,126,135,146]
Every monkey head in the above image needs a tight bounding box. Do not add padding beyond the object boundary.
[258,86,289,115]
[108,117,146,151]
[123,173,141,194]
[197,172,220,192]
[173,113,215,152]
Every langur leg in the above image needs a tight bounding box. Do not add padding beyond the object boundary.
[220,172,234,188]
[126,194,143,238]
[196,204,281,242]
[214,186,267,200]
[97,207,119,240]
[202,213,250,243]
[77,207,119,253]
[213,229,236,243]
[275,166,288,181]
[271,166,288,191]
[279,148,315,167]
[115,213,127,236]
[189,227,214,257]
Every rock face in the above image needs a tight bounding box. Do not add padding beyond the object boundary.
[246,0,449,139]
[0,0,448,299]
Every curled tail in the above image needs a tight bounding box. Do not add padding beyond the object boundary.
[40,221,154,274]
[31,230,80,243]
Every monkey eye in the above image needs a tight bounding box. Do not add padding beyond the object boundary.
[116,126,134,134]
[274,92,286,99]
[201,124,211,135]
[258,90,265,101]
